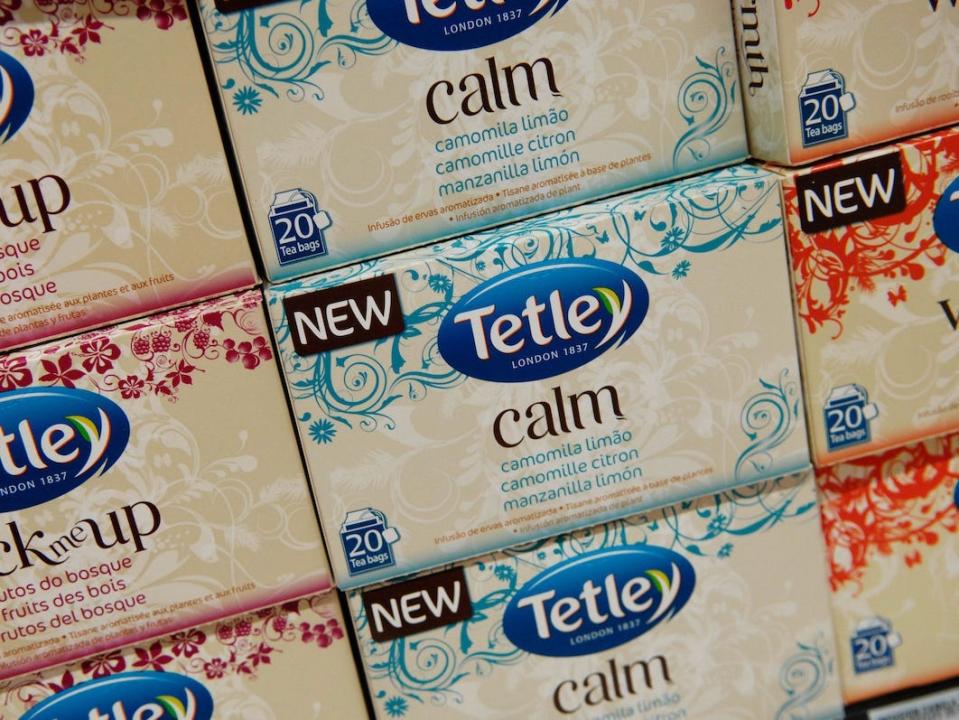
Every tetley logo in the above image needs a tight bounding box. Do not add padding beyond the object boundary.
[367,0,571,52]
[21,671,214,720]
[0,48,33,144]
[503,545,695,657]
[438,258,648,383]
[0,387,130,513]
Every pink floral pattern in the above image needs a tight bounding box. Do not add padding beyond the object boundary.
[0,595,345,716]
[0,292,273,403]
[1,0,186,62]
[0,355,31,390]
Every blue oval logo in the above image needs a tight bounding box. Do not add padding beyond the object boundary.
[21,671,214,720]
[0,387,129,513]
[934,175,959,254]
[438,258,648,383]
[503,545,695,657]
[0,48,34,144]
[367,0,570,52]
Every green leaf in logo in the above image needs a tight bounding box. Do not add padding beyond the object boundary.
[645,569,670,595]
[156,695,187,720]
[65,415,97,443]
[593,287,621,315]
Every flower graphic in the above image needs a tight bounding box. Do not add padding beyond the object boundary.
[79,336,121,373]
[494,564,516,583]
[428,274,452,294]
[0,355,32,391]
[80,650,126,678]
[672,260,691,279]
[223,336,272,370]
[20,28,49,57]
[660,226,685,253]
[707,513,728,535]
[718,543,733,558]
[384,696,409,718]
[131,641,174,671]
[170,628,206,658]
[38,354,85,388]
[233,86,263,116]
[118,375,147,399]
[309,418,337,444]
[204,657,228,680]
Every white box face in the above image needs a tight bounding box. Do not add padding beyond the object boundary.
[733,0,959,165]
[268,164,810,589]
[348,473,844,720]
[199,0,748,281]
[1,592,368,720]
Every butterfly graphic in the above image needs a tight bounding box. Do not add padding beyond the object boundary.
[887,285,908,307]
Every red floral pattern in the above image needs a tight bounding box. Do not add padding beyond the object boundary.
[818,433,959,592]
[0,0,186,62]
[0,595,344,717]
[0,293,272,403]
[786,133,959,339]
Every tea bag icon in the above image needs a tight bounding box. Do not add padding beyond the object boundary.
[268,188,333,265]
[799,69,856,147]
[824,383,878,451]
[340,508,401,575]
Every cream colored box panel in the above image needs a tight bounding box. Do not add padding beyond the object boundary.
[0,291,331,680]
[199,0,747,281]
[349,473,843,720]
[0,3,255,351]
[733,0,959,165]
[268,164,809,589]
[0,592,366,720]
[819,432,959,704]
[779,127,959,467]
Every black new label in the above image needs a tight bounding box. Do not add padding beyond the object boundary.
[795,151,907,233]
[362,567,473,643]
[283,274,405,357]
[213,0,285,12]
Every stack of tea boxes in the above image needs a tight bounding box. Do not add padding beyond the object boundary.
[0,0,956,717]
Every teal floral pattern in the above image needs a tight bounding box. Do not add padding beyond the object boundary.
[201,0,395,108]
[673,47,740,169]
[736,368,803,483]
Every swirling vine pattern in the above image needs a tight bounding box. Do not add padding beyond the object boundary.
[775,637,834,720]
[735,369,802,482]
[355,474,826,717]
[672,47,740,169]
[202,0,395,108]
[269,165,788,449]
